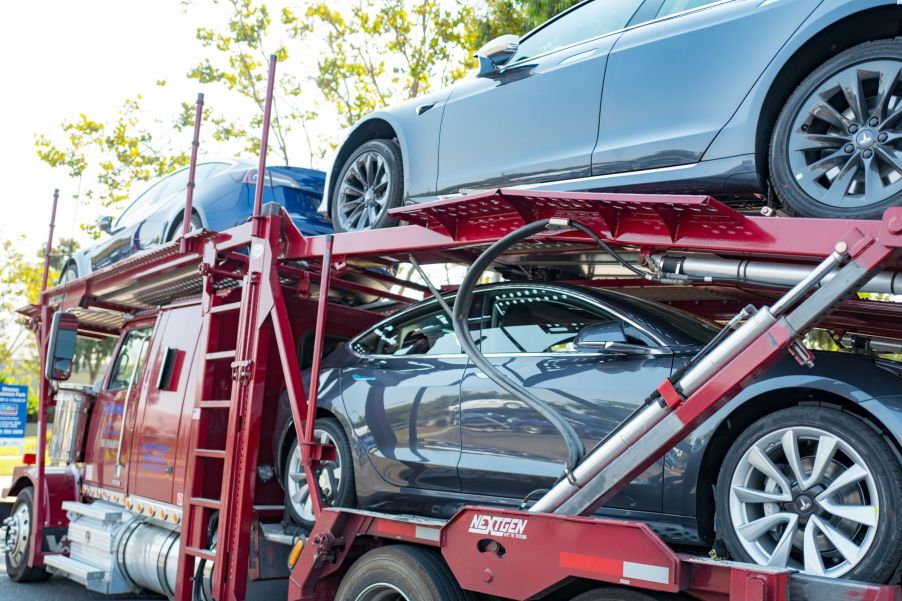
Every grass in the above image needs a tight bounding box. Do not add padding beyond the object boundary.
[0,436,38,477]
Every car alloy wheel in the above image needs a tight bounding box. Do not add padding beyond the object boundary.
[787,58,902,209]
[354,583,411,601]
[728,425,879,578]
[336,150,393,231]
[286,428,343,524]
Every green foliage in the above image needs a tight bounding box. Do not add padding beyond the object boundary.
[471,0,582,47]
[292,0,475,127]
[35,97,189,238]
[187,0,319,165]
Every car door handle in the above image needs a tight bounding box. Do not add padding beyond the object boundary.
[415,103,435,116]
[559,48,597,66]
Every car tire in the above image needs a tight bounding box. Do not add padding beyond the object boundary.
[283,417,355,528]
[58,263,79,285]
[715,406,902,582]
[331,139,403,232]
[334,544,472,601]
[167,212,203,241]
[3,487,52,582]
[770,39,902,219]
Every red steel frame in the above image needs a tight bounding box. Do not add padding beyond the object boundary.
[17,57,902,601]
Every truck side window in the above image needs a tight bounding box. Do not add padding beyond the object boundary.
[106,329,152,391]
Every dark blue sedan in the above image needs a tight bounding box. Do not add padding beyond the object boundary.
[273,282,902,584]
[60,159,332,281]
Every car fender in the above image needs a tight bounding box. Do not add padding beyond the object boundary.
[3,465,80,529]
[664,366,901,518]
[703,0,900,166]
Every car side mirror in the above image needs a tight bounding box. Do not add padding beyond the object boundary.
[97,215,113,235]
[574,322,667,356]
[475,34,519,76]
[45,312,78,381]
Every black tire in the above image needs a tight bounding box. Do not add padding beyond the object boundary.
[330,139,403,233]
[715,406,902,583]
[283,417,356,528]
[335,544,472,601]
[571,587,686,601]
[168,212,203,241]
[58,263,79,285]
[770,39,902,219]
[4,487,51,582]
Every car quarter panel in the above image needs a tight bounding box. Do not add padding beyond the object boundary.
[663,352,902,519]
[703,0,900,164]
[594,0,819,176]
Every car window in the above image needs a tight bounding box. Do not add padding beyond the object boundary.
[352,297,482,357]
[511,0,644,63]
[656,0,720,18]
[115,177,169,229]
[106,328,152,391]
[155,168,192,202]
[477,288,655,354]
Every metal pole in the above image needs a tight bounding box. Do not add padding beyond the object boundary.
[301,235,334,518]
[252,55,277,222]
[180,93,204,252]
[40,189,59,292]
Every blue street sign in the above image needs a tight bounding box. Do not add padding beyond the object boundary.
[0,384,28,444]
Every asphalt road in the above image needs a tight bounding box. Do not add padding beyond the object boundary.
[0,563,142,601]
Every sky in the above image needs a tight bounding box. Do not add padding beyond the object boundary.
[0,0,334,254]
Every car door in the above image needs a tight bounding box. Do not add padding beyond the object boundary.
[435,0,645,195]
[457,286,671,512]
[82,325,153,492]
[592,0,820,175]
[339,301,476,493]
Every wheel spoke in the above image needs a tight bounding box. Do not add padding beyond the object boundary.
[351,161,366,186]
[767,513,799,568]
[818,498,878,527]
[811,515,862,565]
[737,512,795,541]
[876,145,902,174]
[781,429,807,487]
[822,156,860,205]
[802,149,850,181]
[811,101,854,131]
[289,470,306,483]
[874,64,901,121]
[816,463,868,501]
[863,153,887,198]
[355,205,370,230]
[291,484,309,504]
[804,435,838,490]
[748,446,792,495]
[733,485,792,504]
[789,132,849,152]
[803,519,827,576]
[838,69,868,124]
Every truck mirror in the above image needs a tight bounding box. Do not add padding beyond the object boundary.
[45,312,79,381]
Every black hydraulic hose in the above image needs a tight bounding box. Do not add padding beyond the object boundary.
[452,219,586,475]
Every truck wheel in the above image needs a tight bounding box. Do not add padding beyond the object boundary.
[3,487,51,582]
[284,418,355,528]
[335,545,472,601]
[770,39,902,219]
[331,139,403,232]
[715,406,902,582]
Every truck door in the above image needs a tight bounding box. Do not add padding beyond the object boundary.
[83,324,153,492]
[128,303,203,504]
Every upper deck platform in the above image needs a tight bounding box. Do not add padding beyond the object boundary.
[20,190,902,339]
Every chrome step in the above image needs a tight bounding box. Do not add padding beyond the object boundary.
[62,500,127,525]
[44,554,105,586]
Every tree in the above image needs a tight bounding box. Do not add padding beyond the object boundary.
[289,0,476,128]
[471,0,582,49]
[186,0,320,165]
[35,95,190,238]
